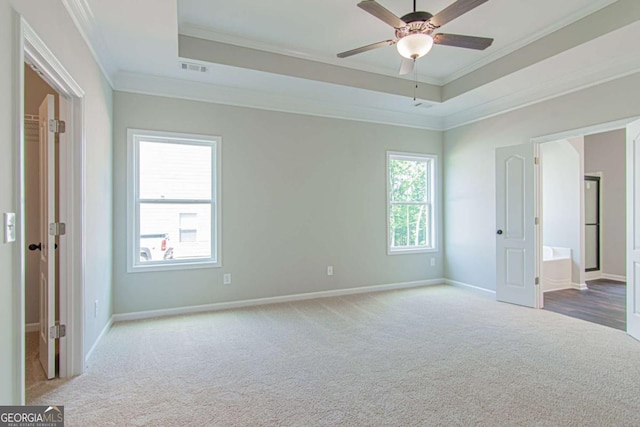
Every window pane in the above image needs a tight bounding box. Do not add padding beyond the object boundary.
[179,213,198,243]
[180,229,197,243]
[390,204,429,248]
[139,141,212,200]
[389,158,427,202]
[139,203,212,261]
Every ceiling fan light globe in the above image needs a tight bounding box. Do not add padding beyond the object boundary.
[396,33,434,59]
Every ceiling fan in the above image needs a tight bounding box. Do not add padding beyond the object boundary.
[338,0,494,75]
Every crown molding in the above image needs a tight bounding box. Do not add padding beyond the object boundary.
[113,55,640,134]
[443,60,640,130]
[442,0,618,85]
[61,0,116,88]
[114,71,444,131]
[179,24,444,86]
[60,0,637,133]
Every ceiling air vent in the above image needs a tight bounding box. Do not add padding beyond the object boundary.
[180,62,207,73]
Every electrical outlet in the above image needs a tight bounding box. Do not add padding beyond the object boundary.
[94,300,98,318]
[327,266,333,276]
[223,273,232,285]
[430,257,436,267]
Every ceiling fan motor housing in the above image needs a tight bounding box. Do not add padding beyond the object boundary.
[396,11,436,41]
[400,11,433,24]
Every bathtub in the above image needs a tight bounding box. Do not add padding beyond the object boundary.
[542,246,572,292]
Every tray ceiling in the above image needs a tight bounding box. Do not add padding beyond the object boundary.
[65,0,640,129]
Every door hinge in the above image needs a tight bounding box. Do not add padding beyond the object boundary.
[535,217,539,225]
[534,156,539,165]
[49,324,66,339]
[535,277,540,285]
[49,119,66,134]
[49,222,66,236]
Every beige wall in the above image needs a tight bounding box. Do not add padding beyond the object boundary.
[584,129,626,277]
[0,0,16,402]
[1,0,113,403]
[112,92,444,314]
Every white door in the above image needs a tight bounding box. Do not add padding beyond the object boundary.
[496,144,538,307]
[627,119,640,341]
[38,95,56,379]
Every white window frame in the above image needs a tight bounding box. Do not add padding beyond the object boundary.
[127,129,222,272]
[386,151,437,255]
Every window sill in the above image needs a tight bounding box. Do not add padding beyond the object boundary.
[127,259,221,273]
[387,247,437,255]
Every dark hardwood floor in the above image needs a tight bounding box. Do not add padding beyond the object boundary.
[543,279,626,331]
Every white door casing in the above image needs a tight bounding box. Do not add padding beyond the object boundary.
[496,144,538,308]
[38,94,56,379]
[627,119,640,341]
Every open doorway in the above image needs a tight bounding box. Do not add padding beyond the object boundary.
[15,18,87,404]
[497,119,639,341]
[539,130,627,331]
[23,63,61,393]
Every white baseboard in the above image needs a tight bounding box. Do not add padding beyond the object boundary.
[543,283,588,292]
[113,279,446,322]
[543,285,574,293]
[585,271,601,281]
[444,279,496,295]
[542,278,572,292]
[25,323,39,333]
[602,273,626,283]
[585,271,627,282]
[85,316,113,364]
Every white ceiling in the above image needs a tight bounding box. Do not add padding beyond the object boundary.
[66,0,640,129]
[178,0,613,82]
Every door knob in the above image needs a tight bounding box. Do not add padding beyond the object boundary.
[28,243,58,251]
[496,229,503,235]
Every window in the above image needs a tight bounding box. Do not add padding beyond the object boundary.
[127,129,221,272]
[387,151,436,254]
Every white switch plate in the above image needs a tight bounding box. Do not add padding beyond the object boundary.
[327,266,333,276]
[223,273,232,285]
[430,257,436,267]
[4,213,16,243]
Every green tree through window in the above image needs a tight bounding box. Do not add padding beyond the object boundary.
[388,152,435,253]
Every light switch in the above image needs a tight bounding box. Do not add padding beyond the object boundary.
[4,213,16,243]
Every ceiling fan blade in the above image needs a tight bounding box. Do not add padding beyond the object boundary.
[433,33,493,50]
[399,58,414,75]
[429,0,489,28]
[357,0,406,28]
[337,40,395,58]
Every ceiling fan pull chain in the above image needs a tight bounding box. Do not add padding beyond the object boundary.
[413,59,418,101]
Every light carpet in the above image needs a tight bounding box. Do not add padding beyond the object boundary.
[28,285,640,426]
